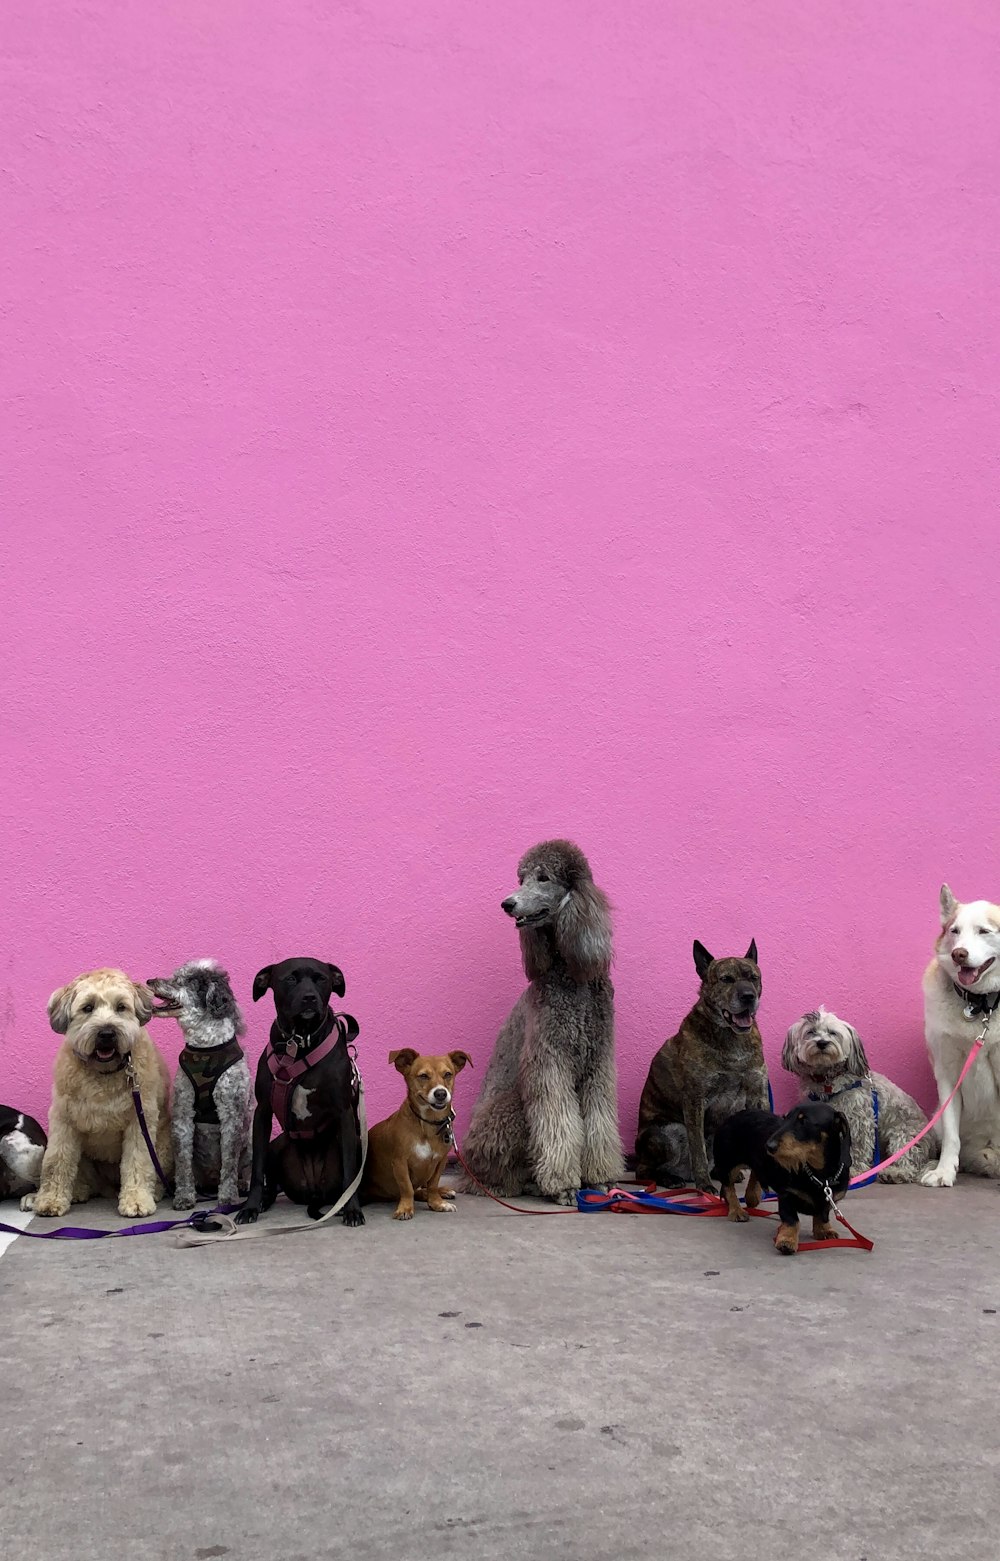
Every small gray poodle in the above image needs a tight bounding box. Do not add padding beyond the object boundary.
[148,960,253,1208]
[782,1007,936,1183]
[456,840,625,1204]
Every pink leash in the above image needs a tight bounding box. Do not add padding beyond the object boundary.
[847,1032,984,1189]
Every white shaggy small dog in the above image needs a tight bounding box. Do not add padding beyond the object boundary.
[782,1008,935,1183]
[24,969,173,1218]
[921,885,1000,1187]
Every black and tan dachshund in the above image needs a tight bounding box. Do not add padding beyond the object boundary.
[711,1102,852,1255]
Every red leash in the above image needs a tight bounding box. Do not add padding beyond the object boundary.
[592,1180,873,1252]
[451,1141,577,1214]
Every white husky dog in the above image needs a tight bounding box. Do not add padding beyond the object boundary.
[921,884,1000,1187]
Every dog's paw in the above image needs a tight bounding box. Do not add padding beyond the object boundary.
[878,1166,914,1185]
[19,1192,36,1213]
[234,1204,260,1225]
[172,1192,196,1211]
[342,1206,366,1227]
[439,1188,456,1199]
[921,1161,957,1188]
[31,1192,71,1218]
[695,1179,717,1198]
[551,1187,581,1207]
[728,1208,750,1223]
[118,1192,156,1219]
[428,1199,456,1213]
[393,1207,414,1221]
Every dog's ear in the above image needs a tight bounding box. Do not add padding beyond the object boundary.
[554,878,612,983]
[132,981,154,1027]
[745,938,758,965]
[781,1017,806,1075]
[692,941,714,979]
[940,884,958,924]
[204,977,229,1021]
[47,981,77,1035]
[449,1050,473,1073]
[389,1048,418,1074]
[336,1013,360,1045]
[252,966,273,1002]
[325,964,346,998]
[844,1023,870,1077]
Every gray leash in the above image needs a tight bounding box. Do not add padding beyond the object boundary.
[176,1077,368,1248]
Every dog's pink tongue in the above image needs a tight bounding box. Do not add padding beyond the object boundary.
[958,965,982,988]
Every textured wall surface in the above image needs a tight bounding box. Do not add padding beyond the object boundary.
[3,2,999,1142]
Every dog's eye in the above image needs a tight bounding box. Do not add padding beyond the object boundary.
[80,1002,94,1014]
[722,975,734,984]
[977,928,989,937]
[536,871,549,882]
[115,1003,129,1014]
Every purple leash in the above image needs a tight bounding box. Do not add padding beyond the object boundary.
[124,1052,173,1192]
[0,1206,238,1241]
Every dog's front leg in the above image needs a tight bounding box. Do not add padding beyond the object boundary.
[235,1097,273,1223]
[681,1094,713,1195]
[339,1105,366,1227]
[25,1114,82,1217]
[774,1194,801,1255]
[391,1155,416,1220]
[921,1061,962,1187]
[579,1053,626,1191]
[171,1072,197,1210]
[118,1117,159,1218]
[422,1158,454,1213]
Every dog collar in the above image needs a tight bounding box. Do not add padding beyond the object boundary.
[408,1101,455,1144]
[806,1080,864,1101]
[272,1009,336,1060]
[952,984,1000,1020]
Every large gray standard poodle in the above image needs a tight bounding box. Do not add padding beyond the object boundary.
[456,840,626,1204]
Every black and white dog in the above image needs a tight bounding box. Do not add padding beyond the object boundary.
[148,961,253,1209]
[0,1106,46,1202]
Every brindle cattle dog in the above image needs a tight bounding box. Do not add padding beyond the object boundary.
[635,940,768,1193]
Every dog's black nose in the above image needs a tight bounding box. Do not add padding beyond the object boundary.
[431,1087,449,1103]
[501,896,517,915]
[96,1027,117,1041]
[815,1038,831,1051]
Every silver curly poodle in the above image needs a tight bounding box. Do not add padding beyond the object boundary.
[456,840,625,1204]
[782,1007,936,1183]
[148,960,253,1209]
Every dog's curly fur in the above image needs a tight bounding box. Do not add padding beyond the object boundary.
[23,969,173,1219]
[782,1007,936,1183]
[456,841,625,1204]
[148,959,253,1209]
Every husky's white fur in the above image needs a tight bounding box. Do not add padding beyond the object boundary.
[921,884,1000,1187]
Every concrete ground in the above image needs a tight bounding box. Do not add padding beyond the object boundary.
[1,1180,997,1561]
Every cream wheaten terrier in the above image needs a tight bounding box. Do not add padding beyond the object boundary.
[23,968,173,1219]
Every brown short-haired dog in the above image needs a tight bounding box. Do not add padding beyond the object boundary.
[362,1050,471,1220]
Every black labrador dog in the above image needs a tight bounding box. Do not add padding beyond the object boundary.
[235,958,365,1227]
[711,1102,852,1255]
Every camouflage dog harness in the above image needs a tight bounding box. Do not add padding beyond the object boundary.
[179,1037,246,1126]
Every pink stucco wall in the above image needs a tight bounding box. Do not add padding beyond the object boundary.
[3,2,999,1143]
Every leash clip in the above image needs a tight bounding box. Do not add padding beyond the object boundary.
[124,1052,138,1089]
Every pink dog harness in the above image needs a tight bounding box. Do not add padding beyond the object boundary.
[265,1015,356,1140]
